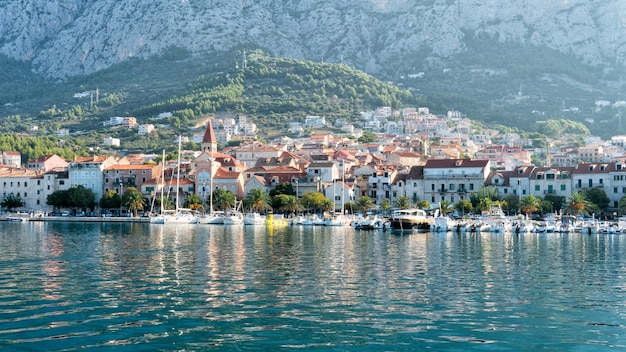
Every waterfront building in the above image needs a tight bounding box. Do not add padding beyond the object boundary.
[69,155,125,201]
[103,163,162,199]
[0,166,43,212]
[422,159,490,204]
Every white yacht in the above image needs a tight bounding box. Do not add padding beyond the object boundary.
[243,212,266,225]
[389,208,432,231]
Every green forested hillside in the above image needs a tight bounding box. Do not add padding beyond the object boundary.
[0,50,424,157]
[134,51,422,131]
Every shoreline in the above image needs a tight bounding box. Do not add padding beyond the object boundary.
[1,214,150,223]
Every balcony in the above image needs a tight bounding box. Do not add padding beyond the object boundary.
[424,174,482,180]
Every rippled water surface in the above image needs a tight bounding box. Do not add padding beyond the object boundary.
[1,221,626,351]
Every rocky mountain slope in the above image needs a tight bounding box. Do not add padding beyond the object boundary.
[1,0,625,80]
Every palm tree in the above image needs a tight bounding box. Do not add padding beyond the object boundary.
[244,189,272,213]
[184,194,204,211]
[212,189,236,211]
[619,196,626,215]
[355,196,375,214]
[393,196,412,210]
[454,199,472,216]
[122,187,145,217]
[566,192,591,216]
[379,199,391,215]
[438,200,453,216]
[415,199,431,210]
[1,194,24,212]
[277,195,303,216]
[519,195,541,218]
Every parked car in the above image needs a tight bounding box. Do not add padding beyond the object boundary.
[61,211,70,217]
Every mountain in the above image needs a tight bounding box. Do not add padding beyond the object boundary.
[1,0,624,79]
[2,0,626,138]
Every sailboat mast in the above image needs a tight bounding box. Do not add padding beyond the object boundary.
[210,147,214,213]
[175,137,181,211]
[160,150,165,213]
[341,162,345,215]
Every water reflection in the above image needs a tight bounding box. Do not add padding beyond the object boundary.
[0,223,625,350]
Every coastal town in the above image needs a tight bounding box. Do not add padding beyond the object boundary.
[2,105,626,219]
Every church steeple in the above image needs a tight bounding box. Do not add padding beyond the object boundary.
[201,120,217,154]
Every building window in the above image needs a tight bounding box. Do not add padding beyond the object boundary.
[535,185,540,191]
[561,185,566,191]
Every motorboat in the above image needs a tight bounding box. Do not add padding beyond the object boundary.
[581,220,600,234]
[243,212,266,225]
[266,214,289,227]
[389,208,432,231]
[469,219,490,233]
[352,215,386,230]
[557,215,578,233]
[512,221,535,234]
[323,214,351,227]
[431,216,454,232]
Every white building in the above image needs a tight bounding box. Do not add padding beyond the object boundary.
[69,156,124,202]
[2,151,21,167]
[103,137,120,147]
[304,116,326,128]
[138,124,155,135]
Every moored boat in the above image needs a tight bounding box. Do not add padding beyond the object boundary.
[243,212,266,225]
[352,215,386,230]
[389,208,432,231]
[431,216,454,232]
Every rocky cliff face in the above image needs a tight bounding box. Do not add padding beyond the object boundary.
[1,0,624,79]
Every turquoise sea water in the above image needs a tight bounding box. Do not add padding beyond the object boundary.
[0,221,625,351]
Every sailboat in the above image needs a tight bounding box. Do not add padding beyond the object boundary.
[159,137,198,224]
